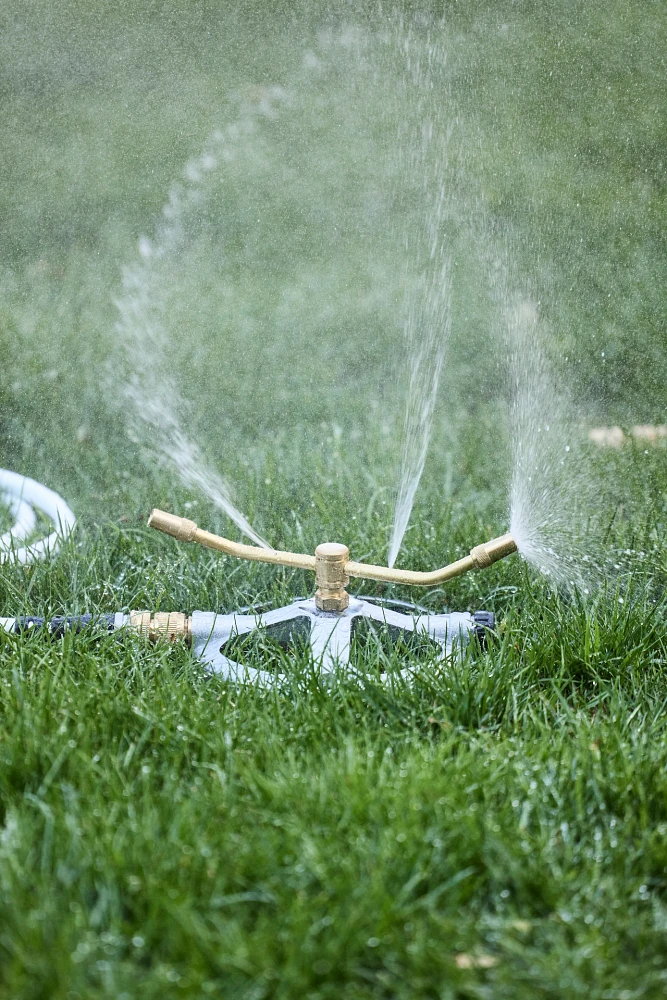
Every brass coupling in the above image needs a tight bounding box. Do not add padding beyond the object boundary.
[469,534,518,570]
[129,610,192,643]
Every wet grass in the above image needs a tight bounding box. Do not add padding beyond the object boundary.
[1,0,667,996]
[3,551,667,997]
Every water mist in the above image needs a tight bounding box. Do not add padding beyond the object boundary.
[506,297,606,592]
[114,127,273,549]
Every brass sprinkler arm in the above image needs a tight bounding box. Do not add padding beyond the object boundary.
[148,509,517,611]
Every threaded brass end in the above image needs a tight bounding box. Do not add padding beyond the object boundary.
[129,610,151,635]
[470,533,518,570]
[129,610,192,644]
[148,509,197,542]
[470,543,493,569]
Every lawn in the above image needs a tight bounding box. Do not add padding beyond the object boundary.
[1,1,667,996]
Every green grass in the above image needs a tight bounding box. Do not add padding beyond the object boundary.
[1,1,667,996]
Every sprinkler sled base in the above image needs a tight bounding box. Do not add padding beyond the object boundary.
[1,602,494,685]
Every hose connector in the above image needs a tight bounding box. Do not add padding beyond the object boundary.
[129,610,192,643]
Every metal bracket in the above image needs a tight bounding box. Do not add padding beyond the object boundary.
[190,597,485,685]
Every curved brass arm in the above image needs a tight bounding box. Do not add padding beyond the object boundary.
[148,511,317,572]
[148,509,517,598]
[346,533,517,585]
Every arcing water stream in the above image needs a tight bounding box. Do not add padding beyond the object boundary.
[113,17,623,588]
[114,21,455,561]
[114,151,272,549]
[387,24,452,568]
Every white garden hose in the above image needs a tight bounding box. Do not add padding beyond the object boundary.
[0,470,76,564]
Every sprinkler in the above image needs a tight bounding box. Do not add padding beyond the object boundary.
[136,508,518,680]
[0,483,518,683]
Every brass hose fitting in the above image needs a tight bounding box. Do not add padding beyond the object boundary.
[129,610,192,643]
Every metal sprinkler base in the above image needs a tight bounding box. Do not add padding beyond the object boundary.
[141,507,513,684]
[1,600,494,686]
[189,597,494,684]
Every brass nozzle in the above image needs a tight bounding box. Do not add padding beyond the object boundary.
[147,509,197,542]
[469,533,518,570]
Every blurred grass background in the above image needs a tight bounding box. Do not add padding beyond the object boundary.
[0,1,667,996]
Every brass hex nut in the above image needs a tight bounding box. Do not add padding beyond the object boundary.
[314,542,350,612]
